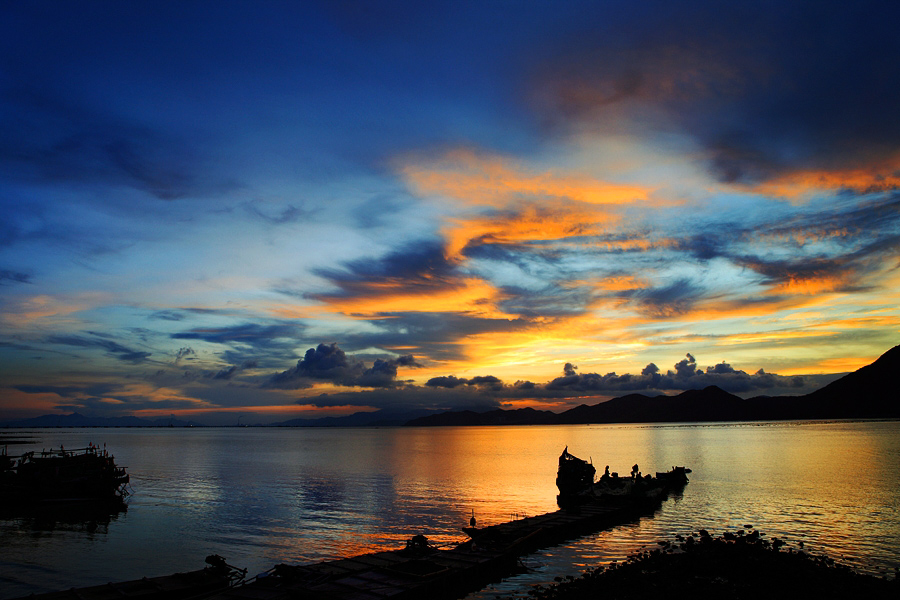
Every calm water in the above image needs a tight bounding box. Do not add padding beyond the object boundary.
[1,421,898,598]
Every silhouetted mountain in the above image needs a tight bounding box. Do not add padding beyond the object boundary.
[405,345,900,426]
[406,407,558,427]
[0,412,203,428]
[268,409,434,427]
[800,344,900,418]
[556,385,751,424]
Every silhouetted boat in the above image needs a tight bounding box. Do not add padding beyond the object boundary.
[0,444,130,505]
[556,448,690,507]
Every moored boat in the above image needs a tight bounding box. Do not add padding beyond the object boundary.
[1,444,130,505]
[556,448,690,507]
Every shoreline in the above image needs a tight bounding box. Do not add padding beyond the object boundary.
[513,528,899,599]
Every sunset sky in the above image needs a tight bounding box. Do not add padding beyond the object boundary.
[2,1,899,424]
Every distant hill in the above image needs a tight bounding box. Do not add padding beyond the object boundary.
[406,407,558,427]
[6,346,897,428]
[405,345,900,426]
[267,409,434,427]
[0,412,203,428]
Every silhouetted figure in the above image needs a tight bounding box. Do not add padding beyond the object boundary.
[469,509,476,528]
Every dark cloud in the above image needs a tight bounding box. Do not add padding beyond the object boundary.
[497,284,593,318]
[268,343,421,389]
[627,279,705,318]
[171,323,303,349]
[426,375,468,388]
[0,87,240,200]
[150,310,188,322]
[150,308,226,322]
[174,347,195,364]
[353,194,413,229]
[706,361,736,374]
[213,365,239,380]
[0,269,32,285]
[426,374,503,390]
[341,312,528,362]
[14,382,119,399]
[542,352,837,397]
[641,363,660,376]
[536,1,900,184]
[46,334,151,364]
[296,385,505,413]
[674,353,699,378]
[243,201,311,224]
[313,240,459,298]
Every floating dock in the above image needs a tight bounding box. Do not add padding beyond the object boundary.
[13,463,688,600]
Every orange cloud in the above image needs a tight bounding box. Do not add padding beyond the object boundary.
[442,204,617,259]
[0,293,106,327]
[319,276,512,319]
[401,148,652,207]
[768,272,852,296]
[750,153,900,198]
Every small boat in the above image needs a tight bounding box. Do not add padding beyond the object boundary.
[1,443,130,505]
[556,448,689,507]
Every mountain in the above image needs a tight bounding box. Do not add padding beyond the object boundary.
[268,408,434,427]
[800,344,900,418]
[405,344,900,426]
[406,407,558,427]
[0,412,203,428]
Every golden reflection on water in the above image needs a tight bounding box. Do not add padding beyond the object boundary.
[2,421,898,599]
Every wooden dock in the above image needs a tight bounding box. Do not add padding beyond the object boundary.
[12,469,688,600]
[203,495,678,600]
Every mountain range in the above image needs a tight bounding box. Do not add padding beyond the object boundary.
[404,344,900,426]
[2,345,896,428]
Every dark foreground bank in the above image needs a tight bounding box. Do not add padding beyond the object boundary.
[518,528,899,600]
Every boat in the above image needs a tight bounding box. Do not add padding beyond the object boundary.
[556,448,690,507]
[1,443,130,505]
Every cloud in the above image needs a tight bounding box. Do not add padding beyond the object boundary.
[171,323,303,349]
[674,353,699,378]
[46,334,151,364]
[529,1,900,191]
[401,149,651,207]
[242,201,311,225]
[426,374,503,390]
[544,352,831,396]
[268,343,421,389]
[628,279,706,318]
[313,239,460,299]
[0,87,240,200]
[341,312,528,362]
[174,347,195,365]
[0,269,32,285]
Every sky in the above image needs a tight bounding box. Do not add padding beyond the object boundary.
[1,1,899,424]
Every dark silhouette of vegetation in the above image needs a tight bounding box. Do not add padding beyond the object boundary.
[519,528,899,599]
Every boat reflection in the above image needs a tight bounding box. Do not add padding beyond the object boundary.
[0,500,126,534]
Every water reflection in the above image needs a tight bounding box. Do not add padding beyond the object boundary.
[0,421,898,598]
[0,502,125,536]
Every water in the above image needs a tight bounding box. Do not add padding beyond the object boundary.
[1,421,898,599]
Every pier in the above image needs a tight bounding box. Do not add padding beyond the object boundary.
[14,459,688,600]
[207,496,677,600]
